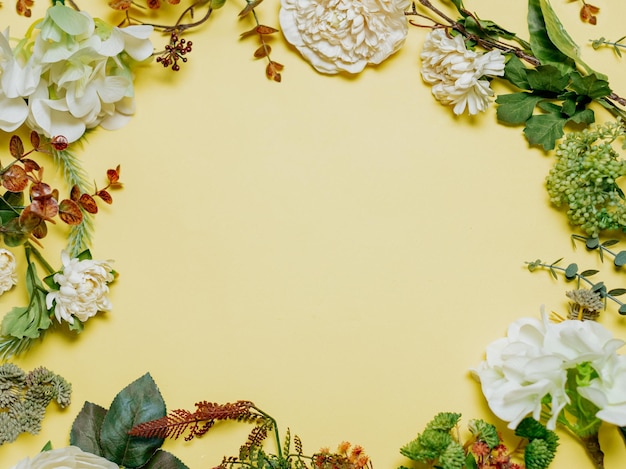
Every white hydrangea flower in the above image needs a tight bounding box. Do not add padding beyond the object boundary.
[0,4,153,142]
[420,28,505,115]
[279,0,410,74]
[46,251,115,325]
[472,312,626,430]
[0,248,18,295]
[10,446,119,469]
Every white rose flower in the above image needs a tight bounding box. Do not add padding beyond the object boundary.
[473,312,626,430]
[10,446,118,469]
[0,248,18,295]
[279,0,410,74]
[46,251,115,325]
[420,29,504,115]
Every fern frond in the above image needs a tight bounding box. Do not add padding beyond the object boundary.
[51,148,94,255]
[129,400,259,441]
[243,423,269,450]
[294,434,303,456]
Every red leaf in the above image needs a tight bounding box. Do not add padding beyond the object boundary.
[30,131,40,149]
[79,193,99,214]
[70,185,81,202]
[256,25,278,35]
[2,165,28,192]
[254,45,270,58]
[30,198,59,220]
[59,199,83,225]
[97,190,113,204]
[9,135,24,158]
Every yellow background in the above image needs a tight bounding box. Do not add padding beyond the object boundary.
[1,0,626,467]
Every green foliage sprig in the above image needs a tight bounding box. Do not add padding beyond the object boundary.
[0,363,71,445]
[399,412,558,469]
[412,0,626,151]
[526,257,626,315]
[590,36,626,58]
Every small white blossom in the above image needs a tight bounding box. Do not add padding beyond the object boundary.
[279,0,410,74]
[420,29,505,115]
[0,248,18,295]
[472,312,626,430]
[46,251,115,325]
[10,446,119,469]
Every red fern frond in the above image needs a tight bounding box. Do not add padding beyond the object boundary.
[129,400,259,441]
[243,423,269,449]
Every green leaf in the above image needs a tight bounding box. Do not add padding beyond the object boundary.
[40,441,53,452]
[523,113,566,150]
[528,0,575,75]
[608,288,626,296]
[526,65,569,93]
[212,0,226,8]
[503,55,530,90]
[568,108,595,125]
[565,263,578,280]
[568,73,611,99]
[48,3,92,35]
[70,402,108,456]
[614,251,626,267]
[538,0,602,77]
[618,426,626,443]
[1,262,52,339]
[580,269,599,277]
[619,304,626,315]
[0,191,23,224]
[496,93,544,124]
[141,450,190,469]
[100,373,166,468]
[601,239,619,247]
[585,237,599,249]
[465,452,479,469]
[2,218,28,247]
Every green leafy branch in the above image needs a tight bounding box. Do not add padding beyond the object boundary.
[571,235,626,265]
[399,412,558,469]
[590,36,626,58]
[526,258,626,314]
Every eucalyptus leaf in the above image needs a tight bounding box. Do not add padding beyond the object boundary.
[585,237,599,249]
[608,288,626,296]
[619,304,626,315]
[601,239,619,247]
[580,269,599,277]
[565,263,578,280]
[212,0,227,8]
[100,373,166,468]
[70,402,108,456]
[614,251,626,267]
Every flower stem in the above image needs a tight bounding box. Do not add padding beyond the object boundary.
[579,433,604,469]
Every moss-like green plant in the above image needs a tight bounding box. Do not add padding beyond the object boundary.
[0,363,71,444]
[400,413,558,469]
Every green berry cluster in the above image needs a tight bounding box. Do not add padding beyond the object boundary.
[546,121,626,237]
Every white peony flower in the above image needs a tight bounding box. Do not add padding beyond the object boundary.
[473,312,626,430]
[420,28,504,115]
[10,446,119,469]
[0,248,18,295]
[578,354,626,426]
[46,251,115,325]
[279,0,410,74]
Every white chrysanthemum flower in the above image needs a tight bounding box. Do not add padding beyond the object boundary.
[0,248,18,295]
[420,29,504,115]
[46,251,114,325]
[10,446,119,469]
[279,0,410,74]
[473,312,626,429]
